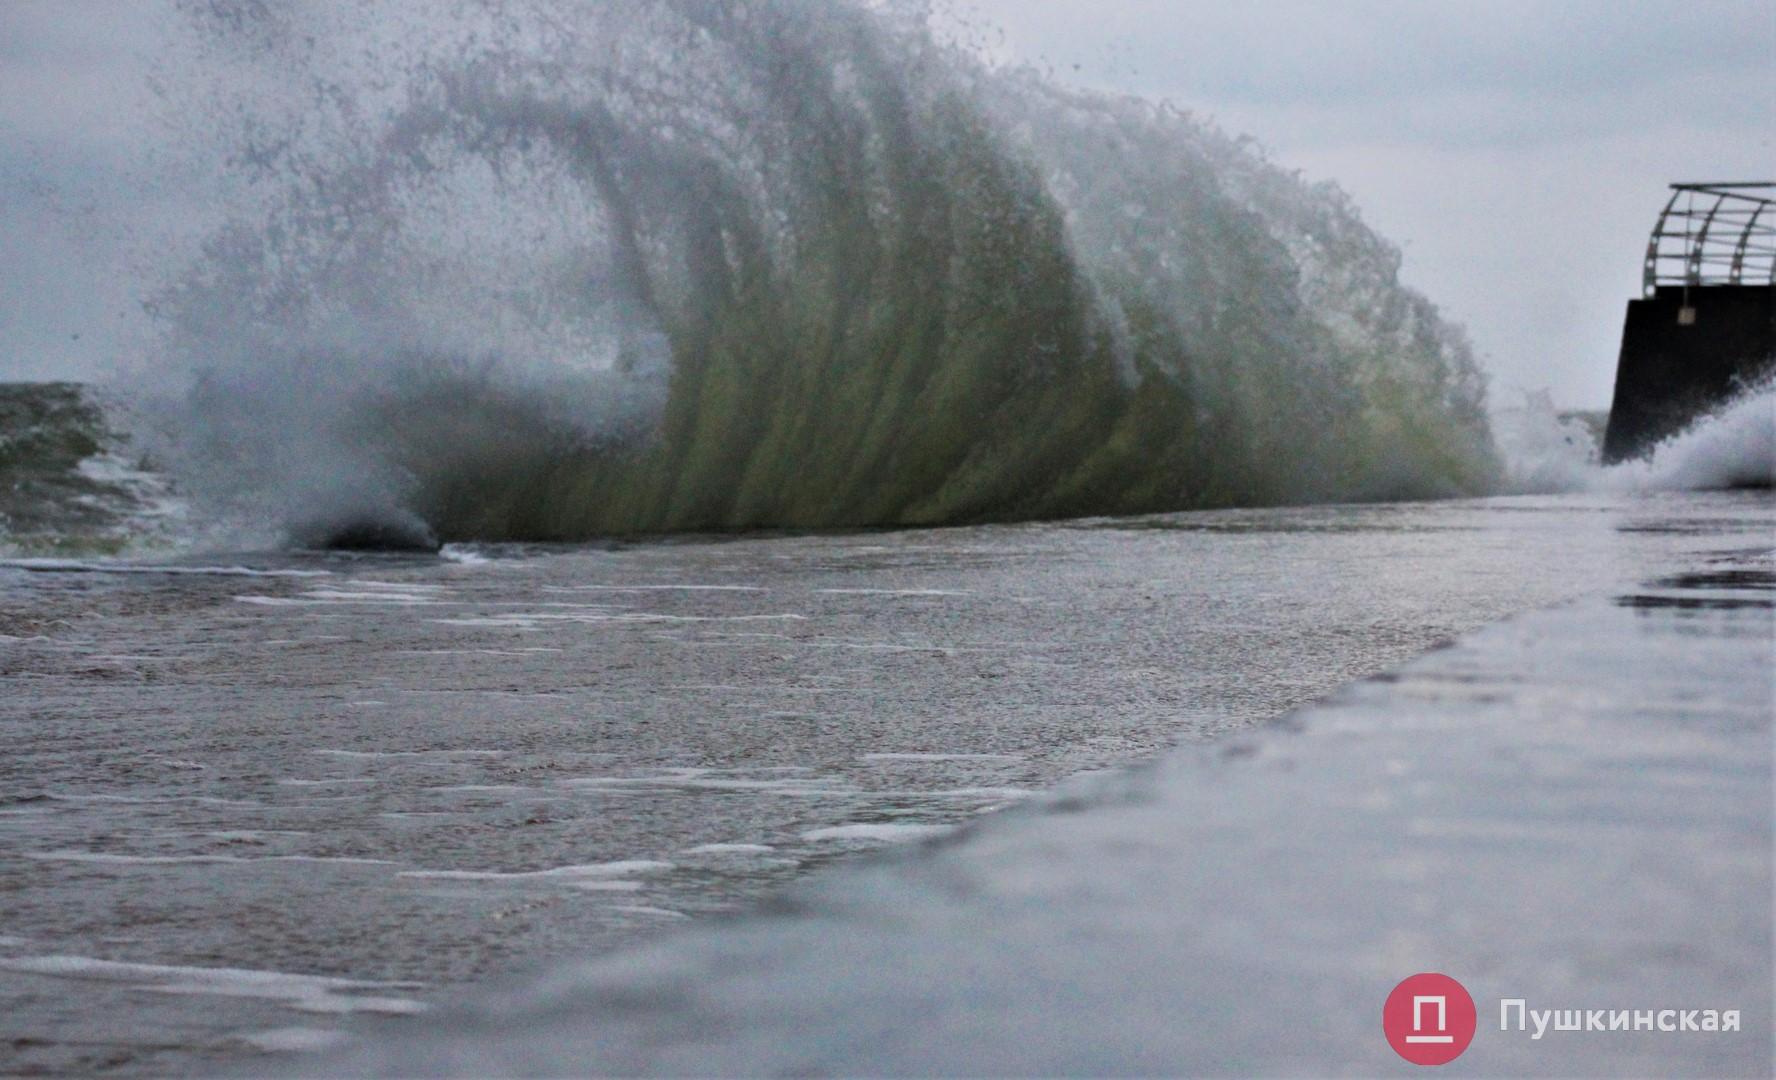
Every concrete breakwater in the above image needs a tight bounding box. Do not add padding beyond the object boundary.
[1604,284,1774,463]
[1604,182,1775,465]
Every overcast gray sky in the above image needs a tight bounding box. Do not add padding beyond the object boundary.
[943,0,1775,407]
[3,1,1773,406]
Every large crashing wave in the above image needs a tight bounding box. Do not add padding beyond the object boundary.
[139,0,1498,543]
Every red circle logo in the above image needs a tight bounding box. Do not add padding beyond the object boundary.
[1382,973,1476,1066]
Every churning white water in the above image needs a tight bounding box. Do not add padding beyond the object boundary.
[1494,382,1774,496]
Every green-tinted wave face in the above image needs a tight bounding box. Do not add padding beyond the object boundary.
[0,383,177,556]
[146,0,1498,544]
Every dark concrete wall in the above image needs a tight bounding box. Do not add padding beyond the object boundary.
[1602,285,1775,463]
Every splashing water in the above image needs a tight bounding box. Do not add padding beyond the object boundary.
[1600,383,1775,492]
[1493,381,1775,496]
[104,1,1505,545]
[1490,389,1605,495]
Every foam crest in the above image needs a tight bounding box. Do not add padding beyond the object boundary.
[0,955,426,1015]
[801,823,953,842]
[397,860,672,881]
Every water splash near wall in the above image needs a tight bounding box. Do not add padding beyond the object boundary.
[1494,381,1774,495]
[1602,383,1774,492]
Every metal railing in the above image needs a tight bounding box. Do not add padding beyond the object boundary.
[1643,181,1775,296]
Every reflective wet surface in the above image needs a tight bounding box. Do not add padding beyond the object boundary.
[330,494,1774,1078]
[1,492,1770,1074]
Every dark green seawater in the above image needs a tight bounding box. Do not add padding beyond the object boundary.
[0,383,178,557]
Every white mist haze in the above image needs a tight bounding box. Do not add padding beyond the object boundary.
[6,1,1774,407]
[935,0,1776,408]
